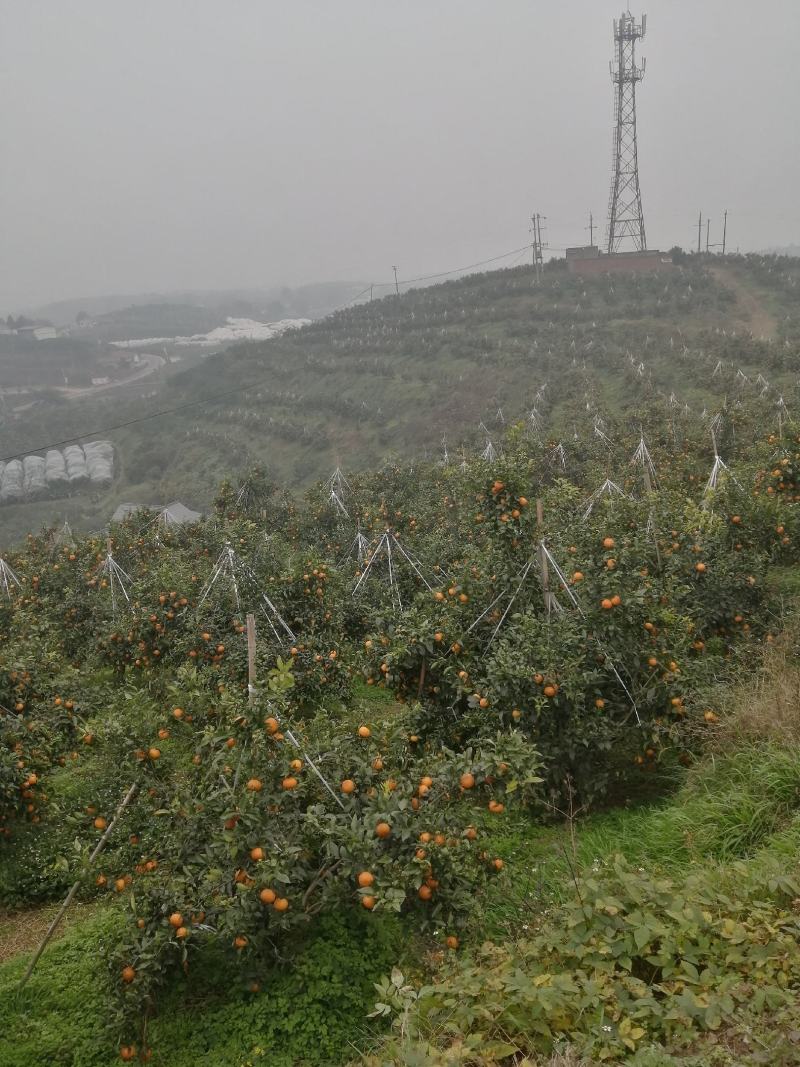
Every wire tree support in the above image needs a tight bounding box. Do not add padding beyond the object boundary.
[0,557,22,599]
[457,531,641,723]
[101,540,133,616]
[245,614,345,811]
[351,530,440,614]
[197,542,295,646]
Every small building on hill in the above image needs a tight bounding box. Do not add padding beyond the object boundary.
[566,246,673,275]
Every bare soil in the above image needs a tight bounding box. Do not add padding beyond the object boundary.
[709,265,778,340]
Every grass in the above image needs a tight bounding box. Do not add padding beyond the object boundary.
[480,741,800,931]
[4,737,799,1065]
[0,908,402,1067]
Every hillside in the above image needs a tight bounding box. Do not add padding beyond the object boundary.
[1,355,800,1064]
[0,252,798,544]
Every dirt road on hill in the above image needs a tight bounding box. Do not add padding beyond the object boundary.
[709,266,777,341]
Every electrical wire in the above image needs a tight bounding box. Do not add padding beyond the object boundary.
[0,240,539,463]
[329,242,536,312]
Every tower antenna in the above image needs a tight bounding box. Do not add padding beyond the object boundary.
[606,12,648,253]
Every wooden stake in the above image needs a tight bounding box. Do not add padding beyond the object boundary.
[246,613,256,707]
[536,499,553,614]
[417,657,427,700]
[19,781,139,990]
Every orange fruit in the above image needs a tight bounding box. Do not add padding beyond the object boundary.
[259,888,276,905]
[273,897,289,912]
[121,965,136,983]
[459,772,475,790]
[357,725,371,738]
[341,779,356,794]
[375,821,391,839]
[357,871,375,887]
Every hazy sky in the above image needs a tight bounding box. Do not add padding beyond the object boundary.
[1,0,798,310]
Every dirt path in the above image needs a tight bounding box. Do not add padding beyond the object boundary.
[0,901,98,964]
[709,265,778,340]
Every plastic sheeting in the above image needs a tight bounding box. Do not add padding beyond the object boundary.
[0,460,24,501]
[83,440,114,483]
[0,441,114,503]
[23,454,47,496]
[64,445,88,482]
[45,449,69,486]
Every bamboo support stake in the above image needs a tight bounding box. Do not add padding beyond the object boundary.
[641,468,663,572]
[536,499,553,614]
[19,781,139,990]
[246,613,257,707]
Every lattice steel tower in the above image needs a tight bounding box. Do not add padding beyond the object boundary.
[606,11,648,253]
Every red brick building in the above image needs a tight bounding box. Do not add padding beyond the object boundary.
[566,246,673,275]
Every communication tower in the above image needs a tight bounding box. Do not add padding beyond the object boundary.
[606,11,648,253]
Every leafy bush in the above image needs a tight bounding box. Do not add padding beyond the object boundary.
[369,854,800,1063]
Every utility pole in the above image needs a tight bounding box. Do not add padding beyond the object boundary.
[586,210,595,247]
[392,266,399,296]
[697,211,702,254]
[705,217,711,254]
[722,209,728,255]
[369,284,374,302]
[530,213,546,283]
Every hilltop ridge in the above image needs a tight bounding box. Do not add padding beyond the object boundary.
[0,253,798,544]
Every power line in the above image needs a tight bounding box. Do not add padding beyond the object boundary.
[0,241,538,463]
[0,380,285,463]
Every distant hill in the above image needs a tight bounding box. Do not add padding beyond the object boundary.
[22,281,366,328]
[763,244,800,258]
[1,253,798,545]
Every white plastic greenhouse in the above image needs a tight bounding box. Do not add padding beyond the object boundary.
[0,441,114,504]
